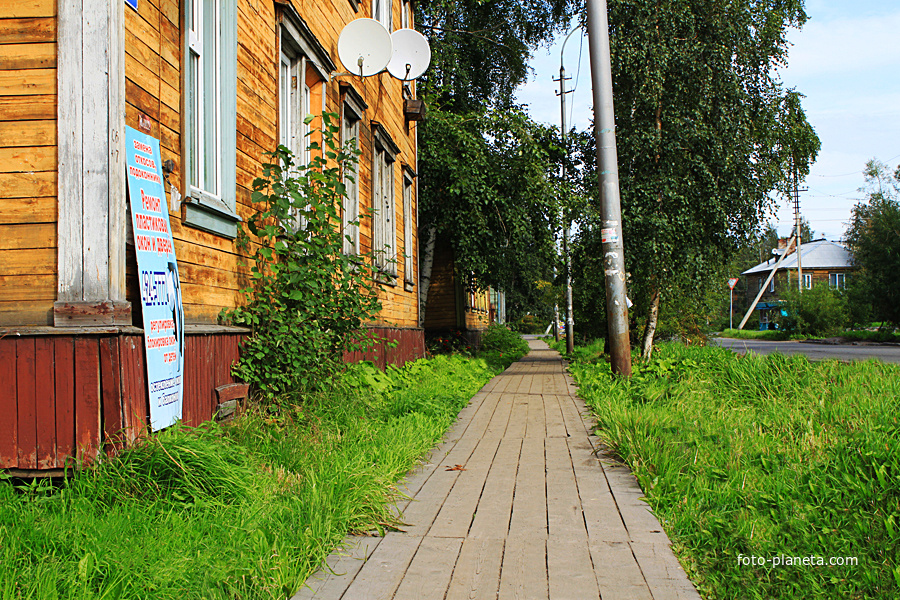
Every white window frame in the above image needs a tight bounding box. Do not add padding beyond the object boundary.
[188,0,222,201]
[372,0,392,30]
[829,272,846,289]
[342,106,361,254]
[372,125,399,276]
[803,273,813,289]
[768,277,775,293]
[402,168,415,287]
[401,0,411,29]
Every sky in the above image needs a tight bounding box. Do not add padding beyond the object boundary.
[515,0,900,243]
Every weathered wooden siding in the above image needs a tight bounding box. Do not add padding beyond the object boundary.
[0,0,58,326]
[344,326,426,371]
[424,237,458,330]
[0,330,247,471]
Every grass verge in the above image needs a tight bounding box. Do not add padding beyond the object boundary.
[567,342,900,599]
[0,353,505,600]
[719,328,793,341]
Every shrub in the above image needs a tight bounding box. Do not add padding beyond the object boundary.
[223,114,385,404]
[776,284,849,337]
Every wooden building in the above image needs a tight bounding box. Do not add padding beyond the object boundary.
[0,0,424,473]
[423,235,501,344]
[741,238,854,329]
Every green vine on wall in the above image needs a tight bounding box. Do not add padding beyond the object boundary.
[223,113,386,404]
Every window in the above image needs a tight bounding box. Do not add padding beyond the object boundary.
[372,124,399,276]
[277,3,336,228]
[187,0,220,197]
[803,273,813,289]
[184,0,238,237]
[829,272,846,289]
[402,168,415,287]
[341,85,366,254]
[401,0,411,29]
[372,0,392,30]
[768,277,775,293]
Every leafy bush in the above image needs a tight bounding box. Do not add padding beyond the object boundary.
[776,284,849,337]
[478,323,529,370]
[224,114,385,403]
[510,314,545,334]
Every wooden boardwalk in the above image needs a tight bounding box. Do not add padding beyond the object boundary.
[293,339,701,600]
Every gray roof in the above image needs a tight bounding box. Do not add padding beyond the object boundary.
[742,239,853,275]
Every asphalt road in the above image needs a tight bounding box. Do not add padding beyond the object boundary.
[711,337,900,364]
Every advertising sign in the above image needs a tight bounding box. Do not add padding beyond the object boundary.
[125,126,184,431]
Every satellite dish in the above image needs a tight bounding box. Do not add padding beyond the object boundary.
[387,28,431,80]
[338,19,392,77]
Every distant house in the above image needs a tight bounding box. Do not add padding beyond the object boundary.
[422,235,505,343]
[741,239,854,329]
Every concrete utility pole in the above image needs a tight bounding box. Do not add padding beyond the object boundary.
[585,0,631,376]
[556,27,579,355]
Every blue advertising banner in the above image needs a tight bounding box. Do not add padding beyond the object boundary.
[125,126,184,431]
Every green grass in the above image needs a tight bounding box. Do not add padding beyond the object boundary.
[568,343,900,599]
[0,354,501,600]
[719,328,793,341]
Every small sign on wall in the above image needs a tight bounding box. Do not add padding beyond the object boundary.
[125,0,138,11]
[125,126,185,431]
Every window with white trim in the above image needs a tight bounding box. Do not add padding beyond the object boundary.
[402,168,415,287]
[401,0,411,29]
[342,103,361,254]
[278,47,311,168]
[829,272,846,289]
[372,125,398,276]
[373,0,392,30]
[803,273,813,289]
[187,0,220,198]
[768,277,775,293]
[184,0,238,237]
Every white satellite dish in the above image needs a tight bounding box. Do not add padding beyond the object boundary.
[387,28,431,81]
[338,18,393,77]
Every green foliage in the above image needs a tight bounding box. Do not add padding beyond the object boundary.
[720,328,791,341]
[509,314,545,335]
[478,323,530,370]
[844,159,900,329]
[0,355,498,599]
[419,106,560,312]
[223,114,384,402]
[569,342,900,599]
[417,0,578,112]
[777,284,849,337]
[572,0,820,351]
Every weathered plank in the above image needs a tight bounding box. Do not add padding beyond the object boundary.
[339,534,423,600]
[34,337,56,468]
[0,171,56,198]
[291,537,383,600]
[0,95,55,121]
[0,146,57,173]
[0,248,56,276]
[0,338,18,467]
[15,338,37,469]
[467,437,521,540]
[507,437,547,538]
[53,336,75,465]
[0,222,58,250]
[547,535,601,600]
[0,0,56,18]
[0,274,55,301]
[0,42,56,69]
[0,120,56,147]
[393,536,464,600]
[0,68,55,96]
[589,541,653,600]
[445,538,505,600]
[73,337,100,462]
[0,17,56,43]
[498,536,548,600]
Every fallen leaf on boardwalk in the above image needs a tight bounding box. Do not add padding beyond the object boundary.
[445,464,467,471]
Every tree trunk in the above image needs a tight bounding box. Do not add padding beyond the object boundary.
[418,227,437,327]
[641,286,660,360]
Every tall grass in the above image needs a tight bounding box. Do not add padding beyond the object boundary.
[0,354,498,600]
[569,343,900,599]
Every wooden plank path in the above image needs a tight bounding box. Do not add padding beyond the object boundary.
[293,339,701,600]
